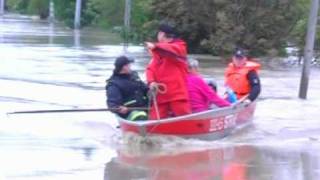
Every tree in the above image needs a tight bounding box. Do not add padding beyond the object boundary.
[27,0,49,19]
[7,0,49,18]
[148,0,305,56]
[290,0,320,54]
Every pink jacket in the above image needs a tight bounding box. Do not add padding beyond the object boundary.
[187,73,231,113]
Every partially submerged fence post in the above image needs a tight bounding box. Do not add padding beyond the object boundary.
[299,0,319,99]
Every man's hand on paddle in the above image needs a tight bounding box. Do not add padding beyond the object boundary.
[118,106,129,114]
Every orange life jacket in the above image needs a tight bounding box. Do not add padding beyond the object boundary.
[224,60,261,99]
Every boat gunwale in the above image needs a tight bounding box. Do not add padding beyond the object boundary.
[118,101,252,127]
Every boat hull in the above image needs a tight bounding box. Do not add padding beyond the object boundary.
[118,102,256,140]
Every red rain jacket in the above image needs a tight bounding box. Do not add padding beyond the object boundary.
[146,39,189,104]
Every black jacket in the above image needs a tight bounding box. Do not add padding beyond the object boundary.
[106,71,148,118]
[247,70,261,101]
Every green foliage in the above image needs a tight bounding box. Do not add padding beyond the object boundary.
[127,0,154,43]
[83,0,153,43]
[6,0,49,18]
[28,0,49,19]
[148,0,305,56]
[6,0,309,56]
[89,0,125,28]
[53,0,98,28]
[290,0,320,52]
[52,0,128,29]
[7,0,29,13]
[53,0,75,27]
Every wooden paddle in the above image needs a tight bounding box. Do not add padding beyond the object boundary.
[7,107,149,115]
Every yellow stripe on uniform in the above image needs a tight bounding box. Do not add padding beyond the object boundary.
[127,110,147,121]
[124,100,137,106]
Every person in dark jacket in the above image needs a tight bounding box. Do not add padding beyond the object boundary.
[106,56,149,121]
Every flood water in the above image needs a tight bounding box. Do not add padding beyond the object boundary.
[1,14,320,180]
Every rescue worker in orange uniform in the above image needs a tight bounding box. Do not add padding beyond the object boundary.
[224,48,261,103]
[145,23,191,119]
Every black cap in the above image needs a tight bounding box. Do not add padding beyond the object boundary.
[233,48,246,59]
[158,23,177,37]
[114,56,134,74]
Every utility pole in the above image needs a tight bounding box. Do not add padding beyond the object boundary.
[48,0,54,23]
[74,0,82,29]
[299,0,319,99]
[0,0,5,16]
[124,0,131,47]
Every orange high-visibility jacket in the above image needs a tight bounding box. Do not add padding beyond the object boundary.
[225,60,261,99]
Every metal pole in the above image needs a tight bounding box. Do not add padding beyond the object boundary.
[124,0,131,47]
[0,0,5,16]
[299,0,319,99]
[49,0,54,23]
[74,0,82,29]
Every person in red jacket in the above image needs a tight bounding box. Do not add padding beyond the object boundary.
[224,48,261,103]
[145,24,191,119]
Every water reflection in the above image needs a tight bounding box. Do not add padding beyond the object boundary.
[48,22,54,44]
[301,150,320,180]
[105,143,320,180]
[74,29,80,47]
[105,145,253,180]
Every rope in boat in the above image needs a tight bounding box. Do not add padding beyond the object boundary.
[148,83,167,120]
[146,83,168,136]
[152,91,160,120]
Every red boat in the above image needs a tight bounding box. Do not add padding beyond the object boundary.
[118,101,256,140]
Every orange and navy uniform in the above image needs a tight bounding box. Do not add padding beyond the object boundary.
[146,39,191,119]
[225,60,261,101]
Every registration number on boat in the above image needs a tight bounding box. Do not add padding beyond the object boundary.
[209,115,236,131]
